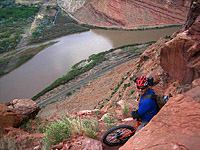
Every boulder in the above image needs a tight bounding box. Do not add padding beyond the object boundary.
[70,136,103,150]
[50,136,102,150]
[77,109,99,116]
[7,99,40,120]
[119,82,200,150]
[5,127,44,150]
[0,103,22,129]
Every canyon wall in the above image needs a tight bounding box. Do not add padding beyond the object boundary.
[160,0,200,84]
[119,1,200,149]
[60,0,191,28]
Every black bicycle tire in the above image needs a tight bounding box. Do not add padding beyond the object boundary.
[102,125,135,146]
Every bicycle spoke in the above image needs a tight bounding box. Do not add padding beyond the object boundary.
[102,125,135,146]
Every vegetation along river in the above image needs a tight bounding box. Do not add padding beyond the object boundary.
[0,27,180,103]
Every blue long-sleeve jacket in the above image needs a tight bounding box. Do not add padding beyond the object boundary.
[137,89,157,122]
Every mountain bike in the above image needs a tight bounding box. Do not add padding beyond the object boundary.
[102,120,141,146]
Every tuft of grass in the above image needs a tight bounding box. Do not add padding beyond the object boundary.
[136,65,140,73]
[130,90,135,95]
[122,103,129,116]
[42,116,98,149]
[66,92,72,97]
[123,83,131,90]
[43,120,72,150]
[103,114,118,129]
[176,84,190,89]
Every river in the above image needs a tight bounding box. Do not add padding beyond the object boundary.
[0,27,180,103]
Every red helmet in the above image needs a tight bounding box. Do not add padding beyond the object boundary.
[135,76,148,87]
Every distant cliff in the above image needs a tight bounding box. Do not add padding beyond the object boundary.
[60,0,191,28]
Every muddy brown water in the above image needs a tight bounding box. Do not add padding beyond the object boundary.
[0,27,180,103]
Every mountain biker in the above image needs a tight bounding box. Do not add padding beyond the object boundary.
[131,76,158,133]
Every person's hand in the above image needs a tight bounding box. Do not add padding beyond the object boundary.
[131,111,139,119]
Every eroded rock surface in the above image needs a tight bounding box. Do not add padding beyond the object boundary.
[0,103,22,129]
[7,99,40,120]
[60,0,190,28]
[160,1,200,84]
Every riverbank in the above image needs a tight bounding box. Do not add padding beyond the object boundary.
[0,42,58,77]
[34,41,156,105]
[0,3,183,79]
[57,0,185,31]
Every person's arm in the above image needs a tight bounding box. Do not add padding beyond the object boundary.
[137,98,151,116]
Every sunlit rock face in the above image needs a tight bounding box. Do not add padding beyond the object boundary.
[160,0,200,84]
[119,1,200,150]
[60,0,191,28]
[0,103,22,129]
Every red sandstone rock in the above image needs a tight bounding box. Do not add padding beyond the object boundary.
[160,1,200,84]
[160,32,192,83]
[7,99,40,120]
[0,103,22,129]
[70,136,103,150]
[50,142,63,150]
[61,0,190,28]
[119,84,200,150]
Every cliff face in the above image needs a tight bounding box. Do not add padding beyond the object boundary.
[119,1,200,149]
[61,0,191,28]
[160,0,200,84]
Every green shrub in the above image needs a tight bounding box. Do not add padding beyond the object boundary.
[122,103,129,115]
[74,117,99,139]
[103,115,118,129]
[42,116,98,149]
[130,90,135,95]
[66,92,72,97]
[123,83,131,90]
[136,65,140,73]
[176,84,190,89]
[29,14,89,44]
[43,120,72,149]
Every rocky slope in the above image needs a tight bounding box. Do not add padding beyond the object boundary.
[60,0,191,28]
[1,0,200,150]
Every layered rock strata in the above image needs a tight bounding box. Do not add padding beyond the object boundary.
[160,0,200,84]
[60,0,191,28]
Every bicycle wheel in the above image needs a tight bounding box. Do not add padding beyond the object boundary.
[102,125,135,146]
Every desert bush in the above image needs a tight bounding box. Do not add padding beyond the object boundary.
[122,103,129,115]
[42,116,98,149]
[103,114,118,129]
[43,120,71,149]
[123,83,131,90]
[70,117,99,139]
